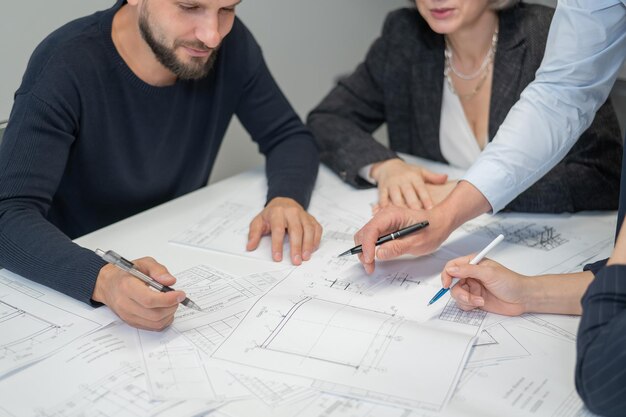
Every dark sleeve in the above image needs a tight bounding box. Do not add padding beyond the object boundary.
[0,86,106,305]
[234,35,318,209]
[505,99,622,213]
[576,264,626,416]
[583,259,609,276]
[306,13,398,189]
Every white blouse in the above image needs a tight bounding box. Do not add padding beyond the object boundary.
[358,78,488,183]
[439,78,487,169]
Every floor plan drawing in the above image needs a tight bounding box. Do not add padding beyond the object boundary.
[0,271,108,378]
[0,324,217,417]
[259,296,405,372]
[207,254,484,412]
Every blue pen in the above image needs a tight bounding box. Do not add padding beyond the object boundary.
[428,234,505,306]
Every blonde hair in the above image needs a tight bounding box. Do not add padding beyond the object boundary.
[489,0,521,10]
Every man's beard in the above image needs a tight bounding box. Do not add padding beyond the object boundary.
[138,9,218,80]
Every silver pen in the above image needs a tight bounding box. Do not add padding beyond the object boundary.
[95,249,202,311]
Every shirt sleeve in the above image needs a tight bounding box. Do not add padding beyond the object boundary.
[358,164,377,185]
[463,0,626,213]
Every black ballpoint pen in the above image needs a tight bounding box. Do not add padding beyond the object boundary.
[95,249,203,311]
[338,220,429,257]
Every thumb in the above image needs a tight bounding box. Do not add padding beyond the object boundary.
[422,170,448,185]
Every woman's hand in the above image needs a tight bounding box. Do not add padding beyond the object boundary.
[370,159,448,210]
[441,256,531,316]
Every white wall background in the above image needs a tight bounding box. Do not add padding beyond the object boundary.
[1,0,623,184]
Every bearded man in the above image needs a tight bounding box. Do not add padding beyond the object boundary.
[0,0,321,330]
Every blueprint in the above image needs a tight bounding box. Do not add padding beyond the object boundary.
[0,269,113,378]
[0,323,218,417]
[169,175,370,263]
[205,241,484,412]
[209,312,595,417]
[138,266,292,401]
[138,326,250,402]
[450,212,616,276]
[444,313,591,417]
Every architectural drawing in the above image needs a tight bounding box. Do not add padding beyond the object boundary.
[171,266,284,322]
[180,311,246,356]
[260,296,405,372]
[139,327,250,402]
[169,178,369,261]
[137,268,293,402]
[445,312,587,417]
[0,272,107,378]
[230,373,316,409]
[0,300,64,360]
[207,257,484,412]
[0,324,217,417]
[462,220,568,251]
[439,300,487,327]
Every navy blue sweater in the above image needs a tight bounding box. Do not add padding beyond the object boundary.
[0,2,318,304]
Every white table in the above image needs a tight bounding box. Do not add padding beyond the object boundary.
[1,161,611,417]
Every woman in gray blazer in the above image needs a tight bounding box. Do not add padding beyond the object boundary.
[307,0,622,213]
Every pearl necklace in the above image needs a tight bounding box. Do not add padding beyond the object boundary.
[444,28,498,100]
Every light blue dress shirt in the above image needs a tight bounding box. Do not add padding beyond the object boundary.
[463,0,626,213]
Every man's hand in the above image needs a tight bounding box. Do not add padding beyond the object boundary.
[247,197,322,265]
[92,257,184,331]
[355,180,492,273]
[442,256,530,316]
[354,205,452,274]
[370,159,448,210]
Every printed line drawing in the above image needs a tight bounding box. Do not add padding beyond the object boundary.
[306,272,422,298]
[181,311,246,356]
[0,273,106,378]
[37,364,167,417]
[0,300,65,360]
[230,372,316,408]
[439,300,487,326]
[260,297,403,372]
[173,266,280,321]
[462,221,568,251]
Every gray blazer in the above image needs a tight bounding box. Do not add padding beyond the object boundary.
[307,4,622,212]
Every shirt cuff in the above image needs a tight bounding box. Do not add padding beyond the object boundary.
[583,258,609,276]
[463,159,517,213]
[358,164,377,185]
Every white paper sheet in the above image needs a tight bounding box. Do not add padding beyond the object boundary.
[205,241,483,412]
[0,269,113,378]
[0,323,218,417]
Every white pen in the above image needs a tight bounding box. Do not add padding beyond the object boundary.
[427,234,505,306]
[95,249,202,311]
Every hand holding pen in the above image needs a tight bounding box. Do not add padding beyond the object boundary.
[338,221,429,257]
[428,234,505,306]
[92,250,200,331]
